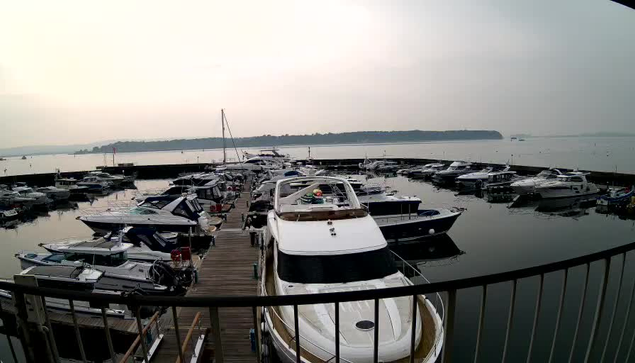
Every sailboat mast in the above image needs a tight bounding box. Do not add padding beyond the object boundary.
[221,109,227,165]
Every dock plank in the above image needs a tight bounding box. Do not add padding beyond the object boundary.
[154,183,259,363]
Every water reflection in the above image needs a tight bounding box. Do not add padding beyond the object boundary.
[390,234,465,269]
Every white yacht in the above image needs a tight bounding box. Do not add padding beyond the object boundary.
[79,195,210,235]
[54,176,91,196]
[0,189,37,207]
[17,240,192,295]
[455,166,497,188]
[77,176,111,192]
[432,161,473,183]
[510,168,563,195]
[12,186,50,206]
[485,171,521,190]
[261,177,444,363]
[408,163,446,179]
[535,172,599,199]
[0,266,131,319]
[36,186,71,202]
[87,171,126,187]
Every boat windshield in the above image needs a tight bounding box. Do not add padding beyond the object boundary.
[538,170,556,178]
[130,207,158,215]
[64,252,127,267]
[277,247,398,284]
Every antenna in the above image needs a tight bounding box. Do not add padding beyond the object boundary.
[221,109,227,165]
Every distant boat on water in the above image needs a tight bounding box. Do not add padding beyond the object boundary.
[21,156,27,160]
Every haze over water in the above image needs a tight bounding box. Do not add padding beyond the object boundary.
[1,137,634,177]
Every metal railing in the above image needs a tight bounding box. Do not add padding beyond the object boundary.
[1,240,635,363]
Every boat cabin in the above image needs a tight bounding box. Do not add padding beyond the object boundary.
[19,265,102,291]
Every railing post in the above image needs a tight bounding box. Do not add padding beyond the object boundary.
[548,269,569,363]
[615,259,635,363]
[172,306,185,363]
[134,305,150,363]
[294,304,301,363]
[38,296,60,363]
[410,294,418,363]
[473,285,488,363]
[584,258,611,362]
[100,308,116,363]
[501,279,518,363]
[526,274,544,363]
[374,298,380,363]
[568,264,591,363]
[209,306,224,363]
[442,289,457,363]
[13,291,36,363]
[0,296,19,363]
[253,306,261,363]
[335,302,340,363]
[600,253,626,362]
[68,300,87,363]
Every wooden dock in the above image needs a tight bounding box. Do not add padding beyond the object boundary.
[153,186,259,363]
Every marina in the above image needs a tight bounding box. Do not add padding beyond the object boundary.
[0,153,633,362]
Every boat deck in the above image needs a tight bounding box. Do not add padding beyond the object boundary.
[153,184,259,363]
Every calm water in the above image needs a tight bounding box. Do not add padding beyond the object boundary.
[2,137,635,177]
[0,177,634,362]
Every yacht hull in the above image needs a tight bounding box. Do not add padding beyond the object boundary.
[80,219,198,235]
[374,210,461,243]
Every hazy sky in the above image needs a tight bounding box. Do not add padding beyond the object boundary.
[1,0,634,148]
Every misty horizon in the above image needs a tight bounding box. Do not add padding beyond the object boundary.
[2,0,635,148]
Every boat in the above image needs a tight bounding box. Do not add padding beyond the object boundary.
[375,160,401,172]
[77,175,111,192]
[535,172,599,199]
[11,186,50,206]
[21,155,27,160]
[597,186,634,206]
[41,226,179,262]
[373,208,462,243]
[408,163,446,180]
[87,171,126,187]
[510,168,563,195]
[432,161,473,184]
[355,190,422,216]
[17,240,194,295]
[35,186,71,202]
[0,189,37,208]
[0,207,20,222]
[243,148,291,162]
[260,176,444,363]
[54,176,91,197]
[455,166,497,189]
[79,195,211,235]
[485,170,522,191]
[0,266,137,319]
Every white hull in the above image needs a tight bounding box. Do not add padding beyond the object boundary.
[537,186,599,199]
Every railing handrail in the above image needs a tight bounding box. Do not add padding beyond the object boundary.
[2,240,635,307]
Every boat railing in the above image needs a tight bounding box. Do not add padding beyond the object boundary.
[391,250,446,361]
[3,240,635,362]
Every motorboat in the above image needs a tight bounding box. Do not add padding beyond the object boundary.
[373,208,462,243]
[510,168,563,195]
[79,195,211,235]
[0,189,37,208]
[375,160,401,172]
[17,240,193,295]
[36,186,71,202]
[455,167,496,189]
[357,192,422,216]
[54,176,91,197]
[87,171,126,187]
[40,226,179,262]
[535,172,599,199]
[0,265,140,319]
[432,161,473,184]
[408,163,446,180]
[597,186,634,207]
[260,176,444,363]
[173,172,220,187]
[0,207,20,222]
[159,182,225,213]
[243,148,291,162]
[77,176,111,192]
[485,171,522,191]
[12,186,50,206]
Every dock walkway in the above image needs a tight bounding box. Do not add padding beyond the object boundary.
[154,186,259,363]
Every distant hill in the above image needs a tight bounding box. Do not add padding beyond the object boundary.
[75,130,503,154]
[0,141,115,157]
